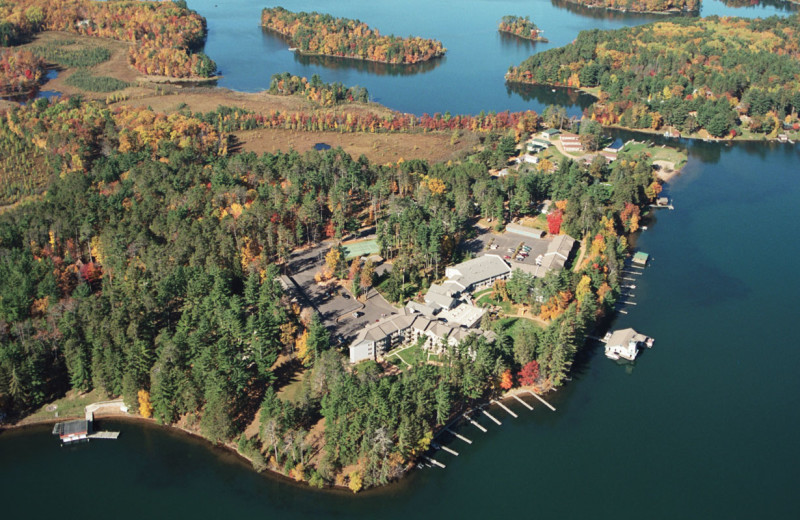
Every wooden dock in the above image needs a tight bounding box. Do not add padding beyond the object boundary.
[481,409,502,425]
[491,399,518,418]
[519,390,556,412]
[88,431,120,440]
[511,394,534,410]
[438,444,459,456]
[446,428,473,444]
[424,456,446,469]
[463,414,487,433]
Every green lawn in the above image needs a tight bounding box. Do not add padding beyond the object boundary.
[476,292,514,314]
[622,141,688,169]
[385,339,426,368]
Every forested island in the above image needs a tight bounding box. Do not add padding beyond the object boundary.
[261,7,446,65]
[559,0,699,13]
[0,0,216,79]
[498,16,548,42]
[506,15,800,139]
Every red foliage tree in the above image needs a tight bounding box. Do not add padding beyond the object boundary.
[518,361,540,387]
[547,210,563,235]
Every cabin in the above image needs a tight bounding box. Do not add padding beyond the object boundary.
[541,128,561,140]
[604,328,654,361]
[527,138,551,152]
[52,419,90,443]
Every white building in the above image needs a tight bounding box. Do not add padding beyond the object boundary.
[604,328,654,361]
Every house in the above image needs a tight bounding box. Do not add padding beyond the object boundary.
[522,154,539,164]
[527,138,551,152]
[52,419,90,443]
[604,328,653,361]
[444,254,512,292]
[599,151,618,163]
[541,128,561,140]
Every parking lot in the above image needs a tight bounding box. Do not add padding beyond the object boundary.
[287,239,398,346]
[465,228,550,269]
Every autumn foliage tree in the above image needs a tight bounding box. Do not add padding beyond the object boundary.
[500,369,514,390]
[518,361,540,387]
[138,389,153,418]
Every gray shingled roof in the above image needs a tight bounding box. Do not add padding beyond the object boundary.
[446,255,511,289]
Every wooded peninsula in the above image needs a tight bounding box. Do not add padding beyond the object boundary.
[507,15,800,139]
[0,0,714,496]
[559,0,699,13]
[261,7,446,65]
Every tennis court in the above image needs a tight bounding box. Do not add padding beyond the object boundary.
[343,239,379,259]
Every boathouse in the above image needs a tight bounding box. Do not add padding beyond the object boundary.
[632,251,649,266]
[604,328,653,361]
[52,419,90,443]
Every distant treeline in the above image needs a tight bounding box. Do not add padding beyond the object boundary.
[261,6,446,64]
[0,0,216,78]
[559,0,699,12]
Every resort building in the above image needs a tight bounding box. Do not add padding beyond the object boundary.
[444,254,512,292]
[348,313,493,363]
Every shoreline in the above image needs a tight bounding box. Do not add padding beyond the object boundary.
[507,80,797,145]
[558,0,699,15]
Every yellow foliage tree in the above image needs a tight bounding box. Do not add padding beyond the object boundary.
[138,389,153,418]
[296,329,311,365]
[348,471,363,493]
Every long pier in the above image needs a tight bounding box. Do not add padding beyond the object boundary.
[438,445,459,456]
[424,456,446,469]
[481,409,502,425]
[446,428,473,444]
[463,414,487,432]
[519,390,556,412]
[491,399,518,418]
[511,394,534,410]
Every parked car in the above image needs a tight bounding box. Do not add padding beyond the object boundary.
[504,255,511,260]
[352,311,361,318]
[341,291,350,299]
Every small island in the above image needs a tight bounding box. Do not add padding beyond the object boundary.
[506,15,800,141]
[498,16,548,42]
[559,0,700,13]
[261,7,446,65]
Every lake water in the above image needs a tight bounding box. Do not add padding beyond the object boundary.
[3,1,800,518]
